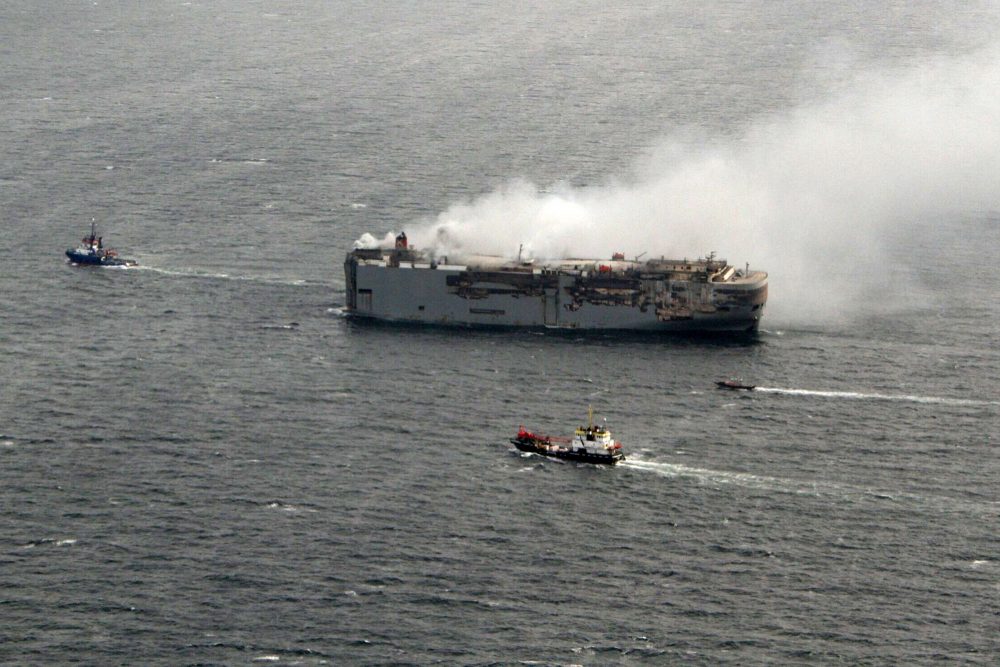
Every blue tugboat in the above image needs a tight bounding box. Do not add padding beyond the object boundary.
[509,407,625,465]
[65,221,137,267]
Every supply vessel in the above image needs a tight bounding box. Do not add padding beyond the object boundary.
[510,407,625,465]
[344,233,767,332]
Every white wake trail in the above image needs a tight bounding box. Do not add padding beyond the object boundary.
[134,265,310,286]
[621,458,1000,515]
[754,387,998,407]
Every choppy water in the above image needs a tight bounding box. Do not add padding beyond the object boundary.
[2,1,999,664]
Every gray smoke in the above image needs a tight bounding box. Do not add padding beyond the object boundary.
[403,44,1000,325]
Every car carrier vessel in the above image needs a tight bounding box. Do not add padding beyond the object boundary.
[344,233,767,332]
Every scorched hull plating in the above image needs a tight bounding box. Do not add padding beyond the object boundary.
[344,248,767,333]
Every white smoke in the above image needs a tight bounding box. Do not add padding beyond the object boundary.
[394,43,1000,325]
[353,232,394,249]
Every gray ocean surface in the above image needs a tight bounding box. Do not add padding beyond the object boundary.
[2,1,999,664]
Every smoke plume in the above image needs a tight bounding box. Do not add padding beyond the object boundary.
[397,44,1000,325]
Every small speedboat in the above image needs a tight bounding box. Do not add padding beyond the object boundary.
[509,407,625,465]
[66,221,137,267]
[716,379,755,390]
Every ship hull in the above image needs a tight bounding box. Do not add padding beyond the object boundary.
[510,437,624,465]
[344,253,767,333]
[347,309,762,332]
[66,249,135,266]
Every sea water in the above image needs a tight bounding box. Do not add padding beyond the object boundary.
[2,1,998,663]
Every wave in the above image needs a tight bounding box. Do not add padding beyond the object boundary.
[20,537,78,548]
[754,386,999,407]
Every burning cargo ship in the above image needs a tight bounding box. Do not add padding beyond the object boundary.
[344,233,767,332]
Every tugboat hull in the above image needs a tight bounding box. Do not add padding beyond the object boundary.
[510,436,624,465]
[65,222,137,267]
[65,249,136,266]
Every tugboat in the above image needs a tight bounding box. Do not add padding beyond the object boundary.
[65,221,137,267]
[716,378,755,390]
[509,407,625,465]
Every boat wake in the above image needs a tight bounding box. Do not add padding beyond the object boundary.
[621,458,1000,515]
[134,265,312,287]
[622,458,837,495]
[754,386,998,407]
